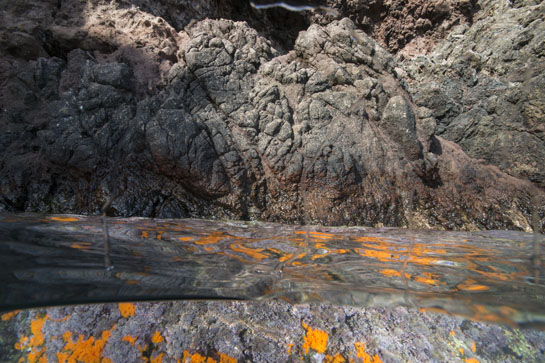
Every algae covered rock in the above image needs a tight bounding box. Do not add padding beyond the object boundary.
[2,301,545,362]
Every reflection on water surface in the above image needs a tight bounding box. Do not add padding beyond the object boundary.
[0,213,543,328]
[250,0,338,15]
[250,0,327,11]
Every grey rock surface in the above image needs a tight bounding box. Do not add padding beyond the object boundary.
[401,0,545,188]
[2,301,545,362]
[0,0,544,231]
[0,0,543,230]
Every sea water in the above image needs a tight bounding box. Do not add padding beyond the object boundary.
[1,213,543,328]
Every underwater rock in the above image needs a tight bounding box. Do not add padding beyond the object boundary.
[2,301,545,362]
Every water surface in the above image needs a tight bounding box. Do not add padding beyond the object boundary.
[0,213,543,328]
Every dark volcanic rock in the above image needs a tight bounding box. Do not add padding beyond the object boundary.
[0,0,543,231]
[401,0,545,189]
[308,0,479,55]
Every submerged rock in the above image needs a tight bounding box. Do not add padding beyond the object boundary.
[2,301,545,362]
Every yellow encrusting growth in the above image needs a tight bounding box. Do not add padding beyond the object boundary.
[16,314,51,363]
[457,279,490,291]
[184,352,215,363]
[230,243,269,260]
[354,342,383,363]
[218,352,237,363]
[380,269,410,279]
[27,348,46,363]
[15,335,29,350]
[287,343,294,354]
[324,353,346,362]
[195,232,228,245]
[1,310,20,321]
[180,350,237,363]
[463,359,480,363]
[301,322,328,354]
[122,335,137,346]
[71,242,91,250]
[152,330,164,343]
[59,329,113,363]
[57,352,69,362]
[150,352,165,363]
[30,314,49,347]
[118,302,136,318]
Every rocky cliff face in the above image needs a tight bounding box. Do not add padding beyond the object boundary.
[0,0,543,230]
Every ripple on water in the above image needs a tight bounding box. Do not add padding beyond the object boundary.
[0,213,543,328]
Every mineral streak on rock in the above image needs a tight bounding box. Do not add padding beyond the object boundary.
[0,0,543,231]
